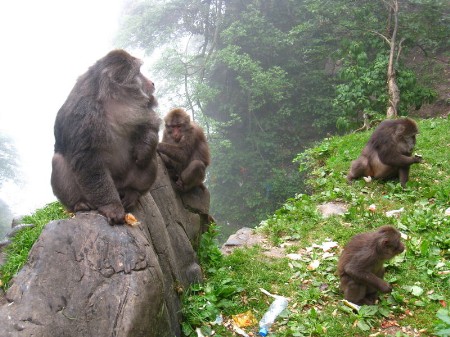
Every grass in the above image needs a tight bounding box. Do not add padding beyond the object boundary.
[0,201,68,288]
[0,117,449,336]
[183,117,450,337]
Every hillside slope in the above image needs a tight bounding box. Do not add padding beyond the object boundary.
[183,117,450,337]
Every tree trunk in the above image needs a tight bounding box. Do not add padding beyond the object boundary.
[386,0,400,118]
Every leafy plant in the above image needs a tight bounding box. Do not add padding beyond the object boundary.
[435,309,450,337]
[181,224,243,336]
[197,223,223,273]
[185,117,450,336]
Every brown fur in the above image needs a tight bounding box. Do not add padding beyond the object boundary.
[347,118,422,187]
[337,226,405,305]
[157,108,211,192]
[51,49,160,225]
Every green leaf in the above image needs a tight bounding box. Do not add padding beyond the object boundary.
[357,320,371,331]
[411,286,424,296]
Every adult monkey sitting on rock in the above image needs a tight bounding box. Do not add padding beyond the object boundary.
[51,49,160,225]
[347,118,422,187]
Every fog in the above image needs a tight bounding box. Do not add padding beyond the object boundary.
[0,0,126,223]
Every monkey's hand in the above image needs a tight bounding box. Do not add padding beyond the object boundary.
[175,178,185,191]
[414,154,423,163]
[379,281,392,293]
[98,203,126,225]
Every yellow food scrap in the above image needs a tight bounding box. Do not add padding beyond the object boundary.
[125,213,140,226]
[232,310,257,328]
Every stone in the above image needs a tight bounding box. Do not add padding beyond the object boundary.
[0,156,212,337]
[317,202,348,218]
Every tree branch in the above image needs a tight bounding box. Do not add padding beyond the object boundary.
[369,30,391,45]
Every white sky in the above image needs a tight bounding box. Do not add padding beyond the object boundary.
[0,0,127,216]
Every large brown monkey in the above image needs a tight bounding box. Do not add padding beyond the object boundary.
[51,49,160,225]
[337,226,405,305]
[157,108,210,192]
[347,118,422,187]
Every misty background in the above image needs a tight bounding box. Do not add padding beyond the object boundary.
[0,0,448,239]
[0,0,127,237]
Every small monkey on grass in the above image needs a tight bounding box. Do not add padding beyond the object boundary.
[338,226,405,305]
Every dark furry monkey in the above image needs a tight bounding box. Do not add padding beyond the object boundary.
[347,118,422,187]
[157,108,211,192]
[338,226,405,305]
[51,49,160,225]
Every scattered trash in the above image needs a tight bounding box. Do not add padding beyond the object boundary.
[319,241,338,251]
[232,310,257,328]
[342,299,361,312]
[286,253,302,260]
[385,208,404,217]
[307,260,320,270]
[445,207,450,216]
[258,288,289,336]
[363,176,372,183]
[368,204,376,212]
[232,324,250,337]
[309,240,338,252]
[212,314,223,325]
[322,252,334,259]
[195,327,205,337]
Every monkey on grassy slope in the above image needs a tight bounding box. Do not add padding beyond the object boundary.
[347,118,422,187]
[338,226,405,305]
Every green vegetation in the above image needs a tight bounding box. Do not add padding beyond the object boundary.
[182,117,450,336]
[1,118,448,336]
[0,202,68,289]
[116,0,449,227]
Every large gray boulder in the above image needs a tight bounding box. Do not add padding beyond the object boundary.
[0,157,211,337]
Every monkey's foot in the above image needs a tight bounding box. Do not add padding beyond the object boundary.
[121,190,140,211]
[73,202,93,212]
[98,203,126,225]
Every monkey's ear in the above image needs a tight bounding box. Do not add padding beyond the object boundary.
[380,238,391,249]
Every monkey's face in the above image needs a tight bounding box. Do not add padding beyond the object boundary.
[398,132,417,155]
[96,50,157,108]
[382,236,405,260]
[166,124,183,142]
[136,74,156,105]
[406,134,416,151]
[164,112,191,143]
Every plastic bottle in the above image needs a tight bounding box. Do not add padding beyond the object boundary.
[258,295,288,336]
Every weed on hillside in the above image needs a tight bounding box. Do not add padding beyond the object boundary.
[183,117,450,337]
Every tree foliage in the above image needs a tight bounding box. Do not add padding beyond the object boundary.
[116,0,448,226]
